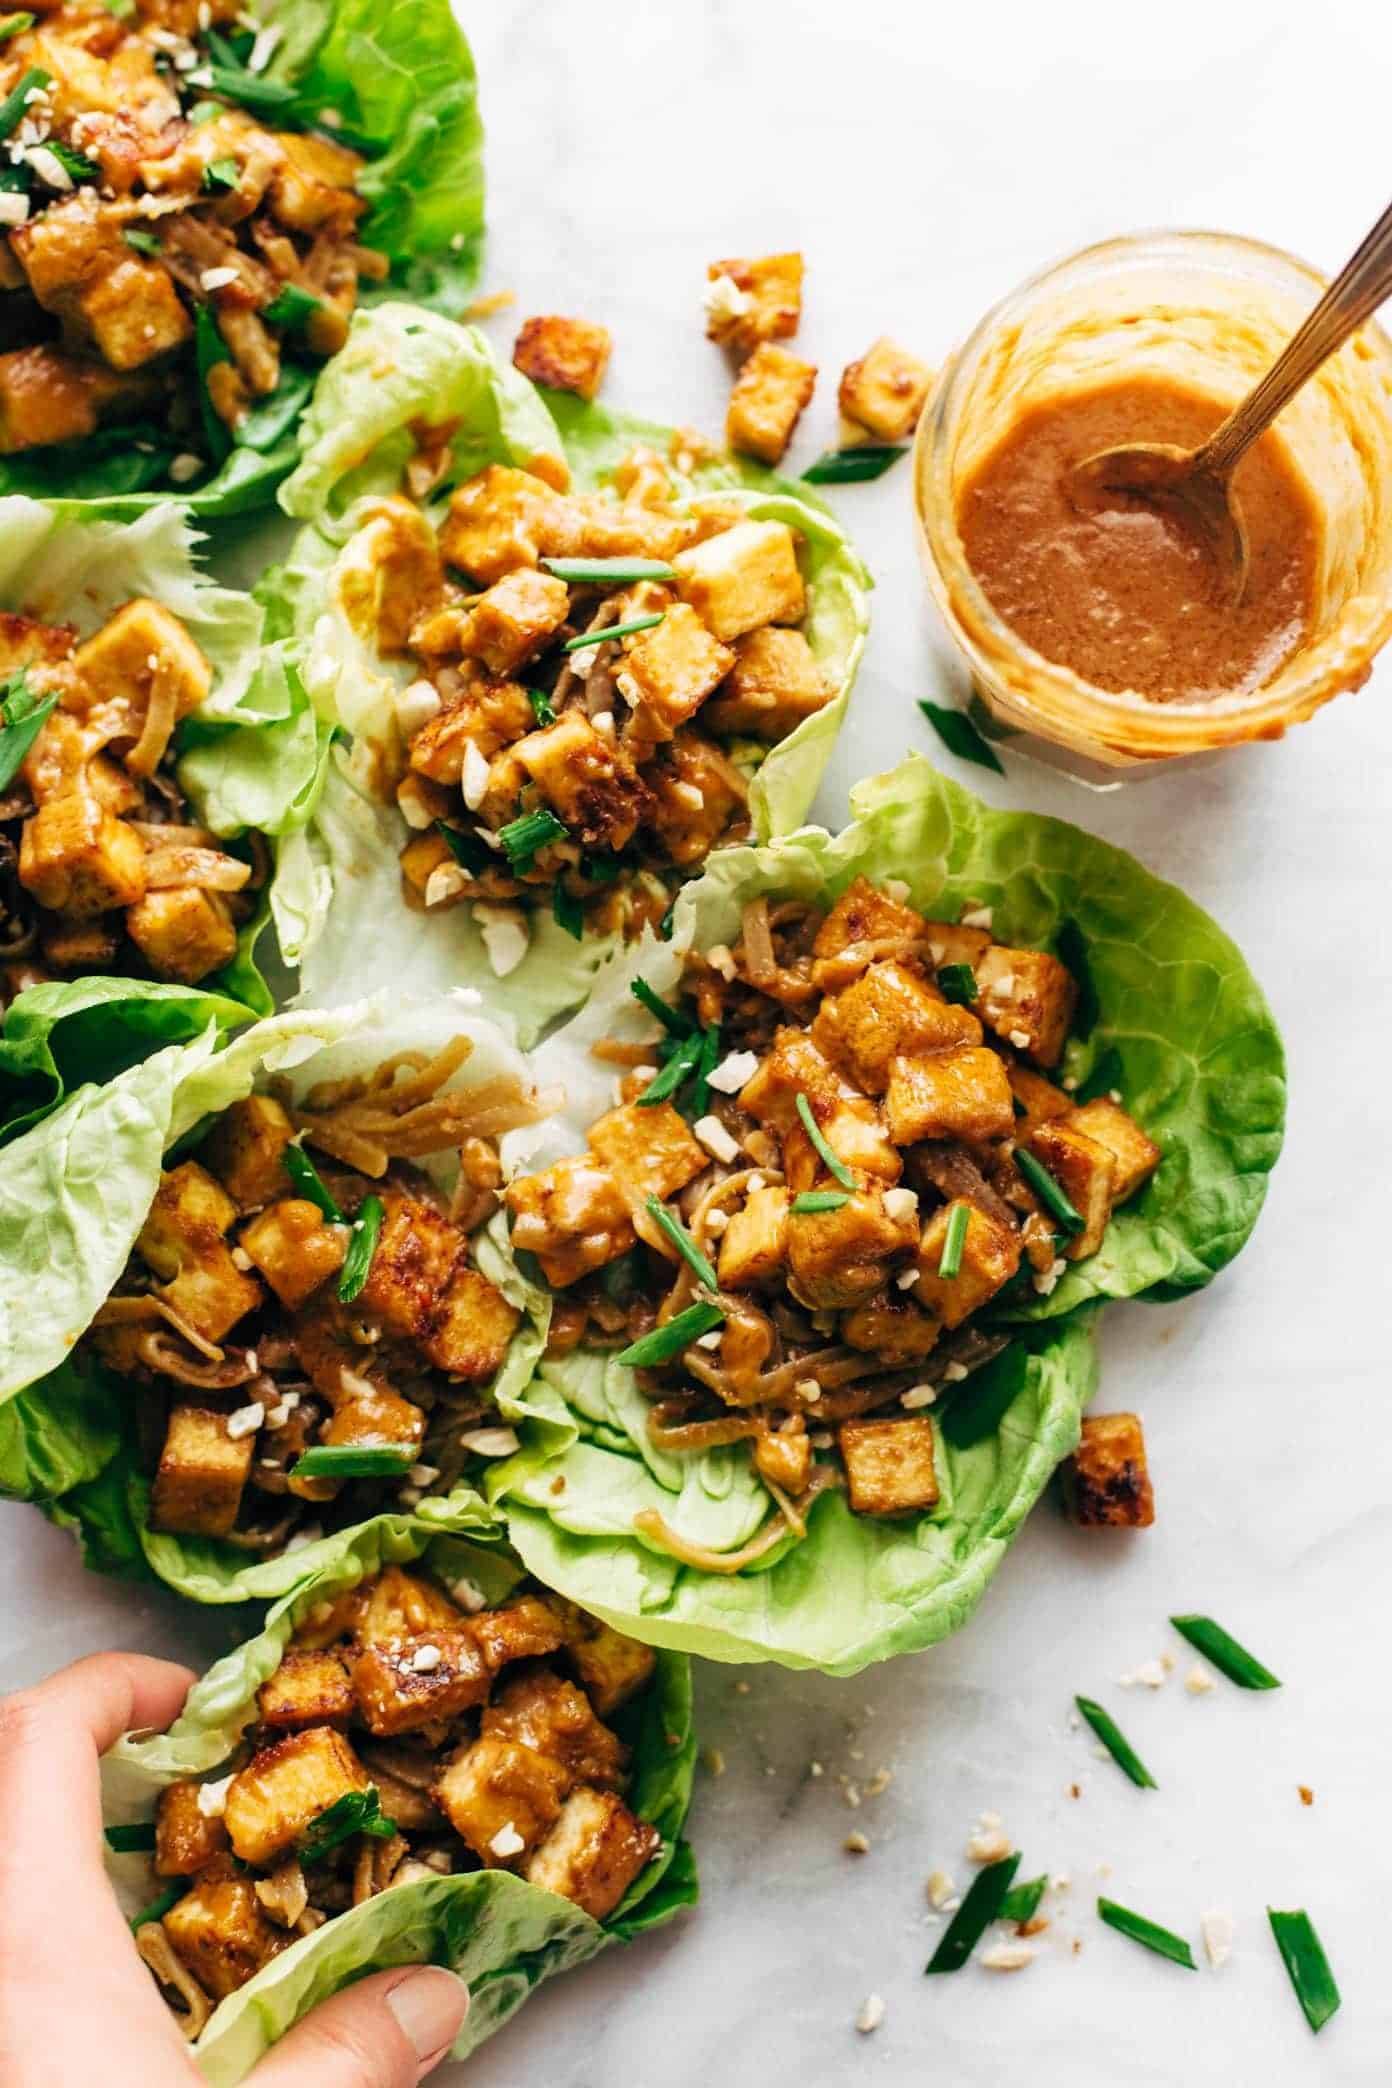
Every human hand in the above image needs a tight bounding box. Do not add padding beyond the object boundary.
[0,1652,468,2087]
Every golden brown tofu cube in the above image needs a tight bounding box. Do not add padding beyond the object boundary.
[811,875,926,971]
[138,1161,262,1342]
[644,729,748,868]
[257,1648,354,1733]
[547,1599,657,1717]
[484,1670,627,1790]
[615,603,734,743]
[841,1291,942,1364]
[914,1199,1021,1329]
[526,1786,660,1920]
[672,519,805,642]
[839,1416,939,1517]
[838,336,933,442]
[269,128,365,230]
[589,1099,708,1203]
[472,1595,566,1672]
[977,945,1078,1068]
[155,1780,229,1878]
[514,714,648,853]
[151,1406,254,1539]
[407,679,534,784]
[356,1190,464,1343]
[513,314,612,400]
[922,919,993,969]
[71,598,211,725]
[0,343,135,453]
[350,1628,492,1737]
[885,1046,1015,1146]
[1067,1097,1160,1204]
[40,917,120,972]
[224,1727,369,1869]
[433,1735,568,1865]
[79,257,191,370]
[782,1093,901,1194]
[322,1387,426,1458]
[705,251,803,353]
[717,1184,789,1290]
[704,625,829,741]
[202,1095,296,1211]
[236,1198,344,1311]
[726,344,816,465]
[440,464,582,585]
[422,1264,521,1382]
[736,1027,844,1128]
[461,568,570,677]
[1063,1412,1154,1528]
[355,1566,462,1647]
[161,1874,285,2000]
[787,1188,918,1311]
[19,786,146,917]
[753,1422,812,1497]
[1026,1118,1116,1260]
[1007,1063,1074,1139]
[811,959,982,1095]
[126,887,237,986]
[506,1155,635,1288]
[335,497,443,654]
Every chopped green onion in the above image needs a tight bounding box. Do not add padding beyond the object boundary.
[1075,1696,1156,1789]
[1098,1897,1196,1971]
[637,1028,704,1107]
[0,672,56,792]
[122,227,161,256]
[587,854,624,886]
[795,1092,854,1190]
[104,0,135,17]
[1170,1614,1280,1691]
[263,284,321,331]
[937,1201,969,1280]
[283,1141,343,1224]
[337,1194,384,1304]
[1015,1147,1085,1235]
[298,1787,396,1866]
[527,687,556,726]
[687,1024,721,1119]
[0,65,47,141]
[792,1190,849,1214]
[290,1443,415,1482]
[925,1853,1021,1974]
[130,1882,184,1931]
[918,698,1005,776]
[542,556,675,584]
[436,820,491,876]
[105,1821,156,1853]
[38,138,97,181]
[999,1874,1047,1927]
[802,443,907,485]
[202,33,298,117]
[186,98,221,125]
[1268,1908,1340,2032]
[552,884,584,940]
[562,612,664,653]
[631,977,693,1036]
[0,14,35,42]
[498,806,567,870]
[937,962,979,1005]
[616,1300,725,1368]
[645,1195,719,1290]
[201,156,240,193]
[193,303,232,461]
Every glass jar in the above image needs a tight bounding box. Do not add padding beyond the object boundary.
[914,229,1392,780]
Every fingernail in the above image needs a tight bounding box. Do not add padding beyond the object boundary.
[386,1967,468,2065]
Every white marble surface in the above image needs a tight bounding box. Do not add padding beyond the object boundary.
[4,0,1392,2078]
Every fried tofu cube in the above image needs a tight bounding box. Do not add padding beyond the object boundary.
[269,129,365,231]
[1025,1118,1116,1259]
[126,887,237,985]
[838,1416,939,1517]
[484,1670,627,1790]
[841,1291,941,1364]
[547,1599,657,1717]
[407,679,534,784]
[336,497,444,654]
[433,1735,568,1866]
[1063,1412,1154,1528]
[644,729,748,867]
[71,598,210,724]
[885,1046,1015,1146]
[514,713,648,852]
[753,1421,812,1496]
[78,256,191,370]
[155,1780,228,1878]
[356,1566,463,1647]
[506,1156,635,1287]
[322,1387,426,1458]
[787,1188,918,1311]
[782,1093,901,1193]
[726,344,817,465]
[461,568,570,677]
[440,465,582,585]
[977,945,1078,1068]
[737,1027,845,1128]
[161,1874,285,2000]
[257,1648,354,1732]
[811,876,926,973]
[615,602,734,743]
[39,917,120,972]
[224,1727,369,1869]
[705,251,803,353]
[19,785,146,917]
[717,1184,789,1290]
[703,625,828,741]
[356,1190,464,1343]
[513,314,612,400]
[138,1160,262,1342]
[350,1628,492,1737]
[573,496,693,564]
[422,1264,520,1382]
[588,1099,708,1203]
[1067,1097,1160,1204]
[526,1787,659,1920]
[838,336,933,442]
[672,519,805,642]
[914,1199,1021,1328]
[811,959,982,1094]
[151,1405,253,1538]
[473,1595,567,1671]
[203,1096,298,1212]
[922,919,993,969]
[1007,1063,1074,1139]
[233,1199,344,1312]
[0,343,135,453]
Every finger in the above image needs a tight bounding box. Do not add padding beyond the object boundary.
[250,1967,469,2088]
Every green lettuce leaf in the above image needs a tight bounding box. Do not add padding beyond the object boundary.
[100,1513,697,2081]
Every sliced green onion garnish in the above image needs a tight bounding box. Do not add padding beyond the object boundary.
[937,1202,969,1280]
[802,443,907,485]
[617,1300,725,1368]
[1075,1696,1156,1789]
[645,1195,719,1290]
[792,1190,849,1214]
[638,1028,704,1107]
[0,15,35,43]
[123,227,161,256]
[631,977,693,1036]
[337,1194,384,1304]
[130,1882,183,1931]
[937,962,978,1005]
[436,820,491,876]
[290,1442,415,1482]
[193,303,232,461]
[105,1821,157,1853]
[562,612,664,653]
[498,806,567,870]
[1268,1908,1340,2032]
[688,1023,721,1119]
[0,672,55,792]
[38,138,97,181]
[283,1141,343,1224]
[542,556,675,584]
[925,1852,1020,1974]
[202,46,297,116]
[0,67,49,143]
[999,1874,1047,1927]
[794,1092,854,1190]
[1170,1614,1280,1691]
[1015,1148,1085,1235]
[201,155,240,192]
[263,284,321,331]
[527,687,556,725]
[298,1786,396,1866]
[552,884,584,940]
[1098,1897,1196,1971]
[918,698,1005,775]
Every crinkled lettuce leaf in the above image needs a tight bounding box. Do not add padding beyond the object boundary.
[101,1514,697,2081]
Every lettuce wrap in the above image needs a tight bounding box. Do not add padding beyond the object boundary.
[481,754,1285,1674]
[269,305,871,1042]
[100,1510,697,2080]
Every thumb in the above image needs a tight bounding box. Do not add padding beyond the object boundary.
[248,1966,468,2088]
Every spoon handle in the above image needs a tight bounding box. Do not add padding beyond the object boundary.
[1196,196,1392,479]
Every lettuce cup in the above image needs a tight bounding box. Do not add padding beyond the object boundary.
[0,0,484,513]
[101,1511,697,2080]
[268,306,871,1043]
[482,754,1285,1674]
[0,992,563,1602]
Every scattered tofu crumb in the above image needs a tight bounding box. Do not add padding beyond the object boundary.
[844,1832,870,1855]
[1184,1664,1216,1696]
[1298,1785,1314,1807]
[1201,1910,1235,1971]
[702,1746,726,1779]
[855,1994,885,2035]
[981,1942,1036,1972]
[1119,1659,1169,1690]
[927,1869,957,1910]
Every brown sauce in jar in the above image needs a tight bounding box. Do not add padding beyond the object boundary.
[955,375,1321,701]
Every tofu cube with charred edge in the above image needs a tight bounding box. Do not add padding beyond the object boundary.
[350,1629,493,1737]
[922,920,993,970]
[160,1874,286,2000]
[811,959,983,1095]
[19,782,147,917]
[514,713,649,853]
[1007,1063,1074,1139]
[914,1199,1021,1328]
[976,945,1078,1068]
[224,1727,370,1869]
[421,1265,521,1382]
[615,603,735,743]
[126,888,238,986]
[811,876,927,975]
[588,1100,708,1205]
[839,1416,940,1517]
[41,919,120,973]
[885,1046,1015,1147]
[787,1187,919,1311]
[151,1406,254,1539]
[506,1155,636,1287]
[440,465,582,586]
[644,731,749,867]
[79,256,191,370]
[705,252,803,353]
[137,1162,262,1342]
[483,1670,628,1791]
[202,1096,298,1212]
[473,1596,567,1671]
[841,1290,942,1364]
[1067,1097,1161,1204]
[155,1780,229,1878]
[356,1567,462,1647]
[1062,1412,1155,1528]
[0,344,142,454]
[672,519,806,641]
[1025,1118,1116,1259]
[70,598,211,729]
[526,1788,661,1922]
[546,1597,657,1717]
[703,625,829,741]
[256,1649,354,1733]
[753,1421,812,1497]
[433,1734,568,1866]
[460,568,570,678]
[782,1094,901,1194]
[726,344,817,465]
[718,1184,790,1290]
[407,680,535,784]
[512,315,612,400]
[239,1199,346,1311]
[322,1386,426,1458]
[355,1190,463,1343]
[838,337,934,443]
[737,1027,845,1128]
